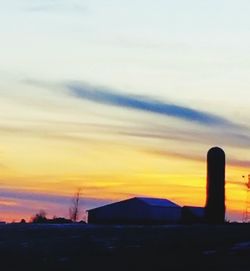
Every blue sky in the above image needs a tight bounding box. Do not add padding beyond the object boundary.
[1,1,250,111]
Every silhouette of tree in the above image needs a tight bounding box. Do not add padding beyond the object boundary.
[69,188,82,222]
[50,216,72,224]
[31,210,48,223]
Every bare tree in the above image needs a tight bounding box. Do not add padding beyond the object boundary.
[69,188,82,222]
[31,210,48,223]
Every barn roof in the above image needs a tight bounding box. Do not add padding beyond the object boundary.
[182,206,205,218]
[87,197,180,212]
[135,197,180,208]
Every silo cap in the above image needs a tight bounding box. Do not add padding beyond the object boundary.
[207,147,225,157]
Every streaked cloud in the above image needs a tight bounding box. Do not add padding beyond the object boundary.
[226,180,246,188]
[9,79,250,152]
[147,148,250,169]
[67,83,238,128]
[25,0,86,13]
[0,188,110,221]
[63,82,250,151]
[0,188,106,206]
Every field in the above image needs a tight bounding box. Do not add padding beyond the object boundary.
[0,223,250,270]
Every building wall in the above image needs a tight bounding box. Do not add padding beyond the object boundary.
[88,199,182,224]
[88,198,150,224]
[181,206,205,224]
[149,206,182,223]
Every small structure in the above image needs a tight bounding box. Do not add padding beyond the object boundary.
[87,197,182,224]
[242,174,250,223]
[182,206,205,224]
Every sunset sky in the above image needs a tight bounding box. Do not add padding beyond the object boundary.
[1,0,250,222]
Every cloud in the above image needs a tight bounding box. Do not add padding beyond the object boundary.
[229,159,250,168]
[67,83,237,128]
[146,149,204,163]
[18,79,250,150]
[0,188,105,206]
[147,148,250,169]
[0,188,111,221]
[226,180,246,188]
[25,0,87,13]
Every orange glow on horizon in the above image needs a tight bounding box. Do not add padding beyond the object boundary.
[0,131,248,223]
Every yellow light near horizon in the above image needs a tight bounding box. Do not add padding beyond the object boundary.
[0,129,248,223]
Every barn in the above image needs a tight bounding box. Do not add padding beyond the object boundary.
[87,197,182,224]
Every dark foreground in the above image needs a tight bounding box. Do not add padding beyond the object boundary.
[0,223,250,271]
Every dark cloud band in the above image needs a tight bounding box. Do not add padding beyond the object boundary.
[67,83,234,127]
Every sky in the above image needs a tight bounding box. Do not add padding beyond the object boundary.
[1,0,250,222]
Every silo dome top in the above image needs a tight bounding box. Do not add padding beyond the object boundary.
[207,147,225,156]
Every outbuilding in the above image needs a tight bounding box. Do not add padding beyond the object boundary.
[87,197,182,224]
[181,206,205,224]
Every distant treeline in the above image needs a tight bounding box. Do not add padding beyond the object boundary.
[18,210,86,224]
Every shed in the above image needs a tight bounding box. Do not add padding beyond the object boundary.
[182,206,205,224]
[87,197,182,224]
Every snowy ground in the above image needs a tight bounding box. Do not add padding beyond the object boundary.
[0,223,249,270]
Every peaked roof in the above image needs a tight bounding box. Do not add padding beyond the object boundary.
[183,206,205,217]
[87,197,180,212]
[135,197,180,208]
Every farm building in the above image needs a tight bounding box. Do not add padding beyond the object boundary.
[181,206,205,224]
[87,197,182,224]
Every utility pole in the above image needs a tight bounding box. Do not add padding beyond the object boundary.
[242,175,250,223]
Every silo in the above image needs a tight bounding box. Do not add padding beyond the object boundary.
[205,147,225,224]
